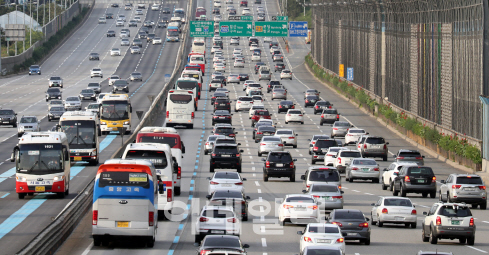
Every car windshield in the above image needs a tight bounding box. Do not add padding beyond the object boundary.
[268,153,292,162]
[50,107,64,111]
[258,126,275,132]
[308,226,339,234]
[308,170,340,182]
[20,117,36,123]
[285,196,314,203]
[340,151,361,157]
[352,159,377,165]
[439,205,472,217]
[214,172,239,179]
[384,198,413,207]
[311,185,339,192]
[0,110,14,115]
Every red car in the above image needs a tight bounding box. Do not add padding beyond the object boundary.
[251,110,271,127]
[240,0,248,6]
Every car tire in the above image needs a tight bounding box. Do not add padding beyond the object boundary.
[459,238,466,244]
[373,178,380,183]
[400,185,406,197]
[481,201,487,210]
[258,152,262,157]
[195,234,202,243]
[301,122,304,125]
[364,238,370,245]
[378,221,383,227]
[263,173,268,182]
[429,228,437,244]
[348,174,353,183]
[290,175,295,182]
[422,192,428,198]
[210,166,215,172]
[392,185,399,196]
[237,166,242,173]
[422,227,429,242]
[381,180,387,190]
[18,193,25,199]
[467,236,475,245]
[430,191,436,198]
[13,123,17,128]
[285,121,288,124]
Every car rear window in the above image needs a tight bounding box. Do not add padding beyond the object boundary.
[204,237,240,247]
[289,110,301,114]
[339,151,362,157]
[214,172,239,179]
[456,176,483,185]
[215,128,233,134]
[316,101,330,105]
[352,159,377,165]
[124,150,168,168]
[214,146,238,154]
[308,170,340,182]
[311,185,339,192]
[213,190,242,199]
[263,137,281,142]
[308,226,339,234]
[281,101,293,105]
[323,109,337,114]
[256,111,270,116]
[202,210,234,218]
[399,151,422,157]
[315,140,338,148]
[285,196,314,203]
[207,136,221,142]
[268,153,292,162]
[407,167,434,175]
[349,129,366,134]
[366,137,385,144]
[334,210,365,220]
[438,205,472,217]
[384,198,413,207]
[258,126,275,132]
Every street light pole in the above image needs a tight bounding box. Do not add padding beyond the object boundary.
[303,0,305,16]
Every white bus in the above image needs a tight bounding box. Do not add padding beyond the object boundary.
[175,77,199,110]
[58,111,101,165]
[166,90,195,129]
[191,38,206,55]
[11,132,71,199]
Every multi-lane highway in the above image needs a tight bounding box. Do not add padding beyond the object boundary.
[2,0,489,255]
[0,1,189,254]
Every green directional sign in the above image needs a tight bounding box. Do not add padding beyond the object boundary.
[272,16,288,21]
[241,16,253,21]
[254,21,288,37]
[190,21,214,37]
[219,21,253,37]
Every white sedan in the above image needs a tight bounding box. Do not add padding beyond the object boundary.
[324,147,349,166]
[110,48,121,56]
[250,44,259,51]
[152,37,162,45]
[214,63,226,72]
[298,223,345,254]
[344,128,369,145]
[370,196,417,228]
[263,37,272,42]
[251,54,261,62]
[280,69,293,80]
[116,19,124,27]
[275,129,298,148]
[207,171,246,195]
[278,194,320,226]
[234,60,245,68]
[285,109,304,124]
[108,75,120,85]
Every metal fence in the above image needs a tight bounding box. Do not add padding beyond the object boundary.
[310,0,485,141]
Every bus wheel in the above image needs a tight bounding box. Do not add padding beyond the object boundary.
[18,193,25,199]
[175,187,181,196]
[64,188,69,196]
[188,124,194,129]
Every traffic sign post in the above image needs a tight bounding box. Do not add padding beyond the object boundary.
[190,21,214,37]
[254,21,288,37]
[347,68,354,81]
[289,21,308,37]
[219,21,253,37]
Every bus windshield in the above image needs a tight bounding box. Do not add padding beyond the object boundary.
[98,171,150,188]
[191,56,204,62]
[139,136,178,147]
[17,144,63,174]
[101,101,130,121]
[176,81,198,90]
[169,94,193,104]
[168,30,179,36]
[125,150,168,168]
[60,120,96,149]
[182,73,200,80]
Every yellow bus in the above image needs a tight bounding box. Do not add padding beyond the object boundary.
[99,94,132,135]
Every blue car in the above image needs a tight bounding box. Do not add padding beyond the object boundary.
[29,65,41,75]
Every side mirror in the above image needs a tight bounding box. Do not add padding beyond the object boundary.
[261,158,266,161]
[351,124,354,127]
[366,132,369,135]
[240,150,244,153]
[293,159,297,161]
[383,168,388,171]
[206,195,212,199]
[301,175,305,180]
[341,191,344,194]
[365,217,370,221]
[295,134,298,136]
[238,143,241,145]
[246,196,250,199]
[243,244,250,249]
[392,155,396,158]
[297,231,303,235]
[371,203,376,206]
[242,178,247,181]
[423,212,427,216]
[345,163,349,166]
[440,180,446,184]
[307,139,311,141]
[386,142,389,145]
[302,189,306,193]
[207,177,211,180]
[193,243,200,247]
[235,132,238,134]
[422,156,425,158]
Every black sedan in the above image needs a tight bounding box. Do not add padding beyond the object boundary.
[45,88,62,101]
[304,95,319,107]
[206,190,250,220]
[162,7,171,13]
[111,3,119,7]
[79,89,96,101]
[314,100,333,114]
[196,235,249,254]
[278,100,295,113]
[211,92,227,105]
[214,75,227,86]
[238,73,249,81]
[106,30,116,37]
[212,110,232,125]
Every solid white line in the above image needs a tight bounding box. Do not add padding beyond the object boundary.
[261,238,267,247]
[255,181,260,186]
[365,193,374,195]
[81,242,93,255]
[352,190,361,193]
[467,246,488,253]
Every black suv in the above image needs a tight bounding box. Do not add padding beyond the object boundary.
[278,100,295,113]
[206,190,250,221]
[45,87,62,101]
[254,62,266,74]
[269,41,278,48]
[213,126,238,138]
[274,63,285,72]
[214,75,227,86]
[211,93,227,105]
[311,139,338,164]
[212,110,232,125]
[254,125,276,143]
[0,109,17,127]
[214,97,231,112]
[267,80,282,93]
[314,101,333,114]
[304,95,319,107]
[262,151,297,182]
[249,37,258,46]
[210,144,244,172]
[393,166,436,198]
[252,121,273,139]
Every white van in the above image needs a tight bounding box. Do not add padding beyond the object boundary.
[122,143,175,219]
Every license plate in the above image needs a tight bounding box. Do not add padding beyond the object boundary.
[451,220,460,225]
[464,188,476,191]
[417,179,426,183]
[211,230,225,234]
[221,155,231,157]
[264,132,270,135]
[362,168,369,172]
[322,196,332,200]
[177,115,183,119]
[35,186,45,192]
[117,221,129,227]
[219,117,225,119]
[316,239,331,243]
[112,123,118,125]
[222,184,232,187]
[29,180,52,185]
[3,121,9,123]
[275,163,283,167]
[346,233,358,236]
[74,156,82,161]
[294,207,306,211]
[395,216,404,221]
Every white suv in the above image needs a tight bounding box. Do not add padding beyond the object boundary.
[333,149,362,173]
[422,202,475,245]
[90,68,103,78]
[439,174,487,209]
[194,206,240,243]
[235,96,253,112]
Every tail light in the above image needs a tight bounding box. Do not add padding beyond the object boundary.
[278,144,284,147]
[283,204,293,209]
[326,154,334,157]
[411,209,417,215]
[235,182,243,185]
[177,167,181,179]
[321,115,324,118]
[260,143,266,146]
[166,111,169,118]
[359,222,369,228]
[236,154,240,157]
[432,176,436,181]
[298,114,303,116]
[287,114,291,116]
[167,189,172,202]
[331,221,343,227]
[227,218,237,223]
[382,208,388,214]
[229,134,235,137]
[351,167,358,171]
[288,136,295,139]
[405,176,411,182]
[478,186,486,190]
[226,116,231,118]
[364,144,367,149]
[436,216,441,225]
[213,116,218,119]
[257,132,262,134]
[383,144,387,150]
[212,154,216,156]
[313,195,320,198]
[396,156,405,159]
[149,212,154,226]
[315,105,319,109]
[303,236,312,242]
[415,156,423,159]
[205,142,209,146]
[336,114,339,119]
[338,157,342,164]
[336,238,344,243]
[92,210,98,225]
[266,161,270,168]
[210,181,219,185]
[470,217,474,226]
[200,250,210,255]
[308,205,318,210]
[332,196,343,199]
[289,161,294,168]
[291,105,295,109]
[373,168,380,171]
[333,128,338,130]
[452,185,461,189]
[279,105,282,108]
[199,217,209,222]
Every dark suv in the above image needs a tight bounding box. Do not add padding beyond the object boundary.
[267,80,281,93]
[210,144,244,172]
[269,41,278,48]
[240,0,248,6]
[274,63,285,72]
[314,101,333,114]
[394,149,425,165]
[278,100,295,113]
[304,95,319,107]
[212,110,232,125]
[254,126,276,143]
[213,126,238,138]
[214,97,231,112]
[0,109,17,127]
[393,166,436,198]
[361,136,389,161]
[262,151,297,182]
[249,37,258,46]
[311,139,338,164]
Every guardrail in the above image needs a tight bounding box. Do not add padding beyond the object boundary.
[15,0,192,253]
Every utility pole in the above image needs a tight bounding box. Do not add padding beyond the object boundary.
[30,0,32,47]
[303,0,305,16]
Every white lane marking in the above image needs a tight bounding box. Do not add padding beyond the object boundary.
[257,189,261,193]
[483,221,489,224]
[261,225,265,233]
[255,181,260,186]
[467,246,488,253]
[365,193,374,195]
[261,238,267,247]
[81,242,94,255]
[352,190,360,193]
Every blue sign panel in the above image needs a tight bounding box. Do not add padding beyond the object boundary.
[289,21,308,37]
[347,68,354,81]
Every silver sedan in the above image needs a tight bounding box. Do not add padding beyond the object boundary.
[302,183,344,210]
[345,158,381,183]
[331,121,351,138]
[258,136,283,156]
[205,135,226,154]
[130,72,142,81]
[130,46,141,54]
[271,88,287,100]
